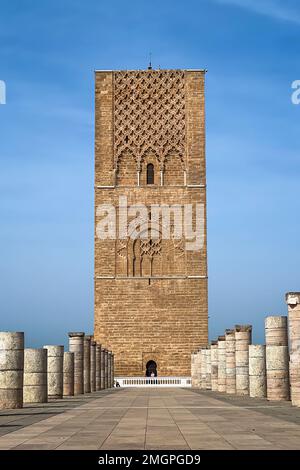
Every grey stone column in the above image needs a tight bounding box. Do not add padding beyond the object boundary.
[90,340,96,392]
[104,349,109,389]
[249,345,266,398]
[0,332,24,409]
[84,336,91,393]
[63,352,74,397]
[44,345,64,399]
[96,344,101,391]
[24,348,47,403]
[100,348,105,389]
[217,336,226,392]
[111,353,114,387]
[210,341,218,391]
[225,329,236,394]
[108,351,112,388]
[286,292,300,407]
[206,347,212,390]
[265,316,289,401]
[235,325,252,395]
[68,332,84,395]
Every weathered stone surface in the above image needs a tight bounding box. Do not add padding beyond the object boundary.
[90,341,96,392]
[265,316,288,346]
[0,332,24,409]
[205,348,211,390]
[63,352,74,397]
[286,292,300,407]
[100,347,105,389]
[94,70,208,377]
[200,349,207,390]
[96,344,101,391]
[43,345,64,399]
[210,341,218,391]
[265,316,289,401]
[249,345,266,398]
[84,336,91,393]
[68,332,84,395]
[235,325,252,396]
[104,349,109,389]
[24,348,47,403]
[217,336,226,392]
[225,329,236,395]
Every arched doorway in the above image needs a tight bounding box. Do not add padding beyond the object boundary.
[146,360,157,377]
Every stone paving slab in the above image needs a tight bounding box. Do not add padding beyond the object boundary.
[0,388,300,449]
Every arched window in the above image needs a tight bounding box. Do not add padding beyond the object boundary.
[147,163,154,184]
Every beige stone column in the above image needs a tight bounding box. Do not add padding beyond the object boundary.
[249,345,266,398]
[63,352,74,397]
[225,329,236,394]
[24,348,47,403]
[104,349,109,389]
[44,345,64,399]
[111,353,114,387]
[100,348,105,389]
[206,347,212,390]
[108,351,112,388]
[0,332,24,409]
[286,292,300,407]
[210,341,218,391]
[90,340,96,392]
[235,325,252,395]
[96,344,101,391]
[200,348,207,389]
[195,350,202,388]
[84,336,91,393]
[68,332,84,395]
[191,352,197,387]
[217,336,226,392]
[265,316,289,401]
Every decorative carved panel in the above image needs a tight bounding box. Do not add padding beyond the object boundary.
[114,70,186,170]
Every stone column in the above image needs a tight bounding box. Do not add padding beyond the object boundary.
[225,329,236,394]
[104,349,109,389]
[90,340,96,392]
[100,348,105,389]
[96,344,101,391]
[217,336,226,392]
[24,348,47,403]
[63,352,74,397]
[286,292,300,407]
[200,348,207,389]
[191,352,197,387]
[265,316,289,401]
[44,345,64,399]
[108,351,112,388]
[206,347,212,390]
[235,325,252,395]
[84,336,91,393]
[0,332,24,409]
[68,332,84,395]
[111,353,114,387]
[210,341,218,392]
[249,345,266,398]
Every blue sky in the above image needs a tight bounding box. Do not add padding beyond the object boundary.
[0,0,299,349]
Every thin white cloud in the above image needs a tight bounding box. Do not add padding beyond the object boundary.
[212,0,300,25]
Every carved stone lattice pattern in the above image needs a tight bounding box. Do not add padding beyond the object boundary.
[140,239,162,259]
[114,70,186,169]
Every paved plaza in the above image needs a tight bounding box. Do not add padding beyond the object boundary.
[0,388,300,450]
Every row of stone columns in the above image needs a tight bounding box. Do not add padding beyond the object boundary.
[0,331,115,409]
[191,291,300,408]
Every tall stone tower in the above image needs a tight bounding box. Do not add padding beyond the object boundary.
[94,68,208,377]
